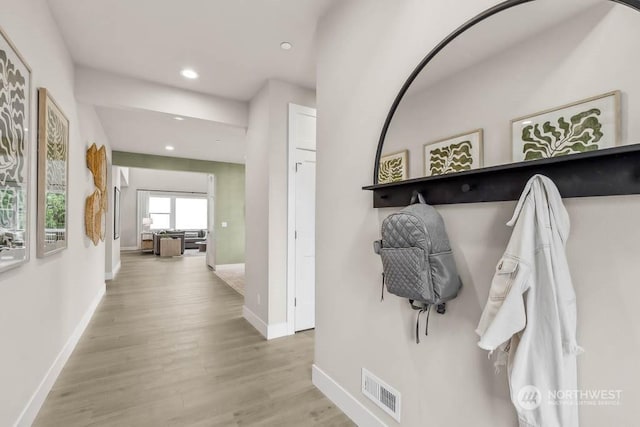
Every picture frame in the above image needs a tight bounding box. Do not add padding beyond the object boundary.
[0,26,32,272]
[423,129,483,177]
[511,91,621,162]
[37,88,69,257]
[114,187,120,240]
[378,150,408,183]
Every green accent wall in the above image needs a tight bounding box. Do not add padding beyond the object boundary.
[113,151,245,264]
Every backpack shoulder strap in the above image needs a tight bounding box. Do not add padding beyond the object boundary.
[409,300,431,344]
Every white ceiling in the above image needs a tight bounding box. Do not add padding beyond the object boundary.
[96,107,246,163]
[47,0,335,101]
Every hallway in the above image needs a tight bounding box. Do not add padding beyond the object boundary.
[34,253,352,426]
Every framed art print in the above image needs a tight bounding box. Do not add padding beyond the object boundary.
[423,129,483,177]
[0,27,31,272]
[37,88,69,257]
[378,150,408,183]
[512,91,620,162]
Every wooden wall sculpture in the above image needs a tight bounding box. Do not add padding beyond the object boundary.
[85,143,107,245]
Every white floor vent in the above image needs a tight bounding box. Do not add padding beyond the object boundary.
[361,368,401,422]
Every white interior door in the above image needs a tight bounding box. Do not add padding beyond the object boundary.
[206,174,216,270]
[294,149,316,331]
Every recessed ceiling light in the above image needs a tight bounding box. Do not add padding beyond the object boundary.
[174,117,184,121]
[280,42,293,50]
[24,128,28,132]
[180,68,199,79]
[165,145,175,151]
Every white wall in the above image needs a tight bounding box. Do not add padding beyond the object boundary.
[244,79,316,334]
[120,167,208,249]
[245,84,271,322]
[315,1,640,426]
[385,3,640,177]
[79,107,121,282]
[0,0,111,424]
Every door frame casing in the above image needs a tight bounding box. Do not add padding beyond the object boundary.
[206,174,216,270]
[286,103,317,335]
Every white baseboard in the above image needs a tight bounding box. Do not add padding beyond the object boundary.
[243,305,268,338]
[105,260,122,281]
[312,364,387,427]
[120,246,139,251]
[242,306,292,340]
[14,284,106,427]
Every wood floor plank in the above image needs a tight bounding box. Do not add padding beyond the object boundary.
[33,252,353,427]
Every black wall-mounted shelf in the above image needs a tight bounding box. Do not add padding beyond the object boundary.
[363,145,640,208]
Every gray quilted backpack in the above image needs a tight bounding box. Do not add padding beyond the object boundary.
[374,194,462,343]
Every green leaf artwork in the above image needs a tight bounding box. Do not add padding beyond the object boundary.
[521,108,603,160]
[378,151,407,184]
[429,141,473,175]
[378,156,406,183]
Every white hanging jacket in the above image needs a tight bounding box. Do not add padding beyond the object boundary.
[476,175,583,427]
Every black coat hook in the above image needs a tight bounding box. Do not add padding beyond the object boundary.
[410,191,426,204]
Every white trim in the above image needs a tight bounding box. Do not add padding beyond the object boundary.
[136,190,144,248]
[267,322,289,340]
[286,103,317,336]
[119,167,129,187]
[242,306,291,340]
[105,260,122,281]
[120,246,139,251]
[312,365,387,427]
[243,305,268,338]
[14,284,106,427]
[206,174,216,270]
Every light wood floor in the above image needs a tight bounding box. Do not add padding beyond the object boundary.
[34,252,353,427]
[214,263,245,296]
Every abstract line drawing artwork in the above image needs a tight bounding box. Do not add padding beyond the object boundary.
[85,143,108,245]
[424,130,483,177]
[512,91,620,162]
[37,88,69,257]
[378,150,408,183]
[0,26,31,272]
